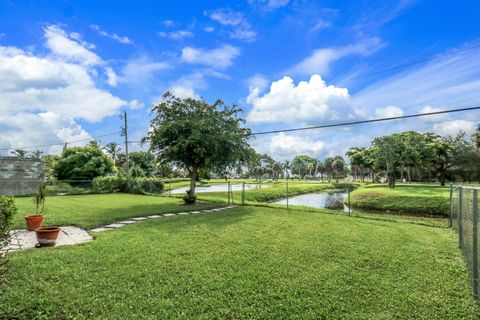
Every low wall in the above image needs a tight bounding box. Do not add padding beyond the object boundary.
[0,157,45,196]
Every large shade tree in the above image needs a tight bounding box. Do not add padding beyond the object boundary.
[54,146,115,180]
[144,93,252,201]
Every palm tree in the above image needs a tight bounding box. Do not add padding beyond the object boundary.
[316,161,325,182]
[332,158,345,183]
[11,149,27,158]
[103,142,122,166]
[272,162,283,181]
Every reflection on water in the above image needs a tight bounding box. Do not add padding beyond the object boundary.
[169,183,271,194]
[274,192,349,211]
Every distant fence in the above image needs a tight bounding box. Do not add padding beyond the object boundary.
[450,185,480,300]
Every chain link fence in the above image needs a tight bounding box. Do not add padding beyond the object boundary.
[450,185,479,299]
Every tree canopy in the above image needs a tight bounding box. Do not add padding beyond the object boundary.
[54,146,115,181]
[144,92,252,200]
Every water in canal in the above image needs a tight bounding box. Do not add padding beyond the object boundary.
[273,192,349,211]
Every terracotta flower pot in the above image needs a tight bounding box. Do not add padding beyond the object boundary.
[35,227,61,247]
[25,215,45,231]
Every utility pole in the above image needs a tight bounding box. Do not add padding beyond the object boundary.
[121,111,129,170]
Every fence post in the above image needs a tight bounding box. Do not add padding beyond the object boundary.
[231,182,234,206]
[348,188,351,216]
[472,190,479,299]
[449,184,453,228]
[242,182,245,206]
[459,188,463,249]
[227,182,231,205]
[286,181,289,210]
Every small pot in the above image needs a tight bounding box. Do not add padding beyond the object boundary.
[35,227,61,247]
[25,215,45,231]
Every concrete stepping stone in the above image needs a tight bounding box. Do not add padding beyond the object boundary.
[132,217,148,221]
[162,213,176,217]
[3,226,93,252]
[147,215,162,218]
[118,220,137,224]
[90,227,110,232]
[177,212,190,215]
[104,223,125,228]
[190,211,201,214]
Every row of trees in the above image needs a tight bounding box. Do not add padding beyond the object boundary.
[347,129,480,188]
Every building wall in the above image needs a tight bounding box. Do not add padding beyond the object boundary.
[0,157,45,196]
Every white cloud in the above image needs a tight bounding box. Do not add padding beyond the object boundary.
[252,132,324,160]
[129,99,145,109]
[44,25,103,66]
[0,45,125,121]
[374,106,404,118]
[204,8,256,42]
[90,24,133,45]
[433,120,477,137]
[419,106,449,122]
[157,30,194,40]
[105,67,119,87]
[204,26,215,33]
[122,55,171,86]
[290,37,385,75]
[312,19,332,31]
[249,0,290,10]
[163,20,175,27]
[0,111,91,155]
[246,74,354,124]
[180,45,240,69]
[353,43,480,111]
[0,26,127,154]
[167,73,206,100]
[246,74,268,92]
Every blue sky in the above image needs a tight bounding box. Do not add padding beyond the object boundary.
[1,0,479,159]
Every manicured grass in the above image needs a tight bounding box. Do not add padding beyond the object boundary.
[349,184,450,216]
[12,194,222,229]
[1,206,477,319]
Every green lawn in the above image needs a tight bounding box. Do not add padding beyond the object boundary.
[12,194,222,229]
[349,184,450,216]
[1,206,477,319]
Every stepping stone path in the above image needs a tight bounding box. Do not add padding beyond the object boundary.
[3,206,236,252]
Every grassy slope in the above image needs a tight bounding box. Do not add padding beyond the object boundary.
[12,194,222,229]
[1,206,477,319]
[349,184,450,216]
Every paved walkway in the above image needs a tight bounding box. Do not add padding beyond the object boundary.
[3,206,235,252]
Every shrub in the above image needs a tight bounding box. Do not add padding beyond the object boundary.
[93,176,164,195]
[183,190,197,204]
[325,197,344,210]
[93,176,127,193]
[1,196,17,286]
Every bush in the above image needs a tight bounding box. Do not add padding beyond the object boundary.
[1,196,17,286]
[183,190,197,204]
[93,176,127,193]
[93,176,164,195]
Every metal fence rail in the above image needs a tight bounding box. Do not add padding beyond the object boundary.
[450,185,480,299]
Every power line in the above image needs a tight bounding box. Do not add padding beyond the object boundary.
[0,131,121,151]
[251,105,480,136]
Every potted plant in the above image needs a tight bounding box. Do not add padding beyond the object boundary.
[25,184,46,231]
[31,185,61,247]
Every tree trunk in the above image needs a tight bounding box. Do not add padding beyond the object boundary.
[407,167,411,183]
[440,170,446,186]
[189,168,198,195]
[387,172,395,188]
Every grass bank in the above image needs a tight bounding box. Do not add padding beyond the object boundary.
[349,184,450,216]
[12,194,222,229]
[1,206,476,319]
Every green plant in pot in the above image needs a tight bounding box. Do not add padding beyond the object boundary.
[30,185,61,247]
[24,184,46,231]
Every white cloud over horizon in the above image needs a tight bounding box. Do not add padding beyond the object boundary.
[90,24,133,45]
[0,25,127,154]
[204,8,256,41]
[246,74,356,124]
